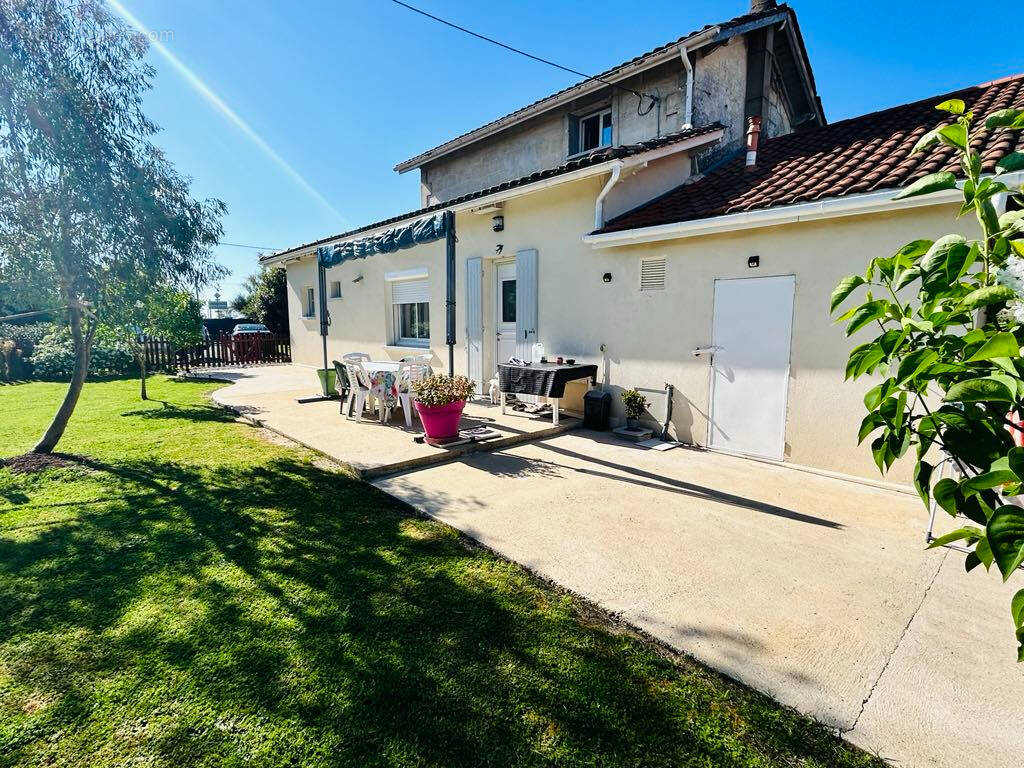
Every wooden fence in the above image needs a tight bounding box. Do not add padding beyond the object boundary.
[144,333,290,372]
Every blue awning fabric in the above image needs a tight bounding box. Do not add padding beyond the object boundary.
[317,211,449,267]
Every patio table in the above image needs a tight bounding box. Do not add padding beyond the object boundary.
[497,362,597,426]
[362,361,402,409]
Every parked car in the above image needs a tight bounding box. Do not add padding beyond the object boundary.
[231,323,271,337]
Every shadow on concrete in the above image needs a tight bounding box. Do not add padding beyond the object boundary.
[474,438,844,530]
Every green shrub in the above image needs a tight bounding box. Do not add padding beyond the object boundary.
[30,330,135,379]
[620,389,650,421]
[0,321,54,379]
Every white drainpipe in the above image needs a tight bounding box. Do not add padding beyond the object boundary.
[594,161,623,230]
[679,43,694,128]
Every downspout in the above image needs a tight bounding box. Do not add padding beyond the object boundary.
[679,43,694,128]
[594,161,623,230]
[444,209,456,376]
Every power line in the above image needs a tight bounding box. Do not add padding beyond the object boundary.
[219,241,282,251]
[390,0,659,113]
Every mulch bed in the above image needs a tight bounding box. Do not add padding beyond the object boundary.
[0,452,88,474]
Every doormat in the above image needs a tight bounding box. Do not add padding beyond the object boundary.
[636,438,682,451]
[424,426,502,449]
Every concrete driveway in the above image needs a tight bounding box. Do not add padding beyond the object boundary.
[373,431,1024,768]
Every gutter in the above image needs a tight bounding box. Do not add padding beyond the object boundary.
[593,161,623,230]
[678,43,695,128]
[582,186,966,249]
[674,26,717,129]
[583,171,1024,248]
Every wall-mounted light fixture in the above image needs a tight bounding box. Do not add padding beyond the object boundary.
[602,272,612,283]
[492,214,504,232]
[352,274,364,283]
[495,244,504,255]
[748,255,760,268]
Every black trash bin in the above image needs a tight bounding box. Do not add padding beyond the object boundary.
[583,389,612,430]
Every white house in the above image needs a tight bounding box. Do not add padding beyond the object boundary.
[261,0,1024,484]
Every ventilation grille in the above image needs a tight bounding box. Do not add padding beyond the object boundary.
[639,257,666,291]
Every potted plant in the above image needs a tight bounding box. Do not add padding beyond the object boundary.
[620,388,649,429]
[413,375,476,440]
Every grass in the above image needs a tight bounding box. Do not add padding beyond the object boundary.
[0,376,883,767]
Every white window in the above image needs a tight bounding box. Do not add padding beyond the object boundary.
[576,108,613,153]
[329,280,342,299]
[389,273,430,347]
[302,286,315,317]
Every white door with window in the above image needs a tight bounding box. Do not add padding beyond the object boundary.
[496,261,516,368]
[708,275,795,460]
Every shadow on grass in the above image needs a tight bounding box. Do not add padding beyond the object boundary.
[0,451,882,767]
[120,399,238,423]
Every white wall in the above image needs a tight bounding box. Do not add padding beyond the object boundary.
[284,176,970,484]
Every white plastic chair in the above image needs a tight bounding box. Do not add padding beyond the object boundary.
[342,352,371,363]
[396,361,431,428]
[344,359,375,421]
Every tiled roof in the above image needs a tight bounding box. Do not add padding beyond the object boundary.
[263,123,724,261]
[394,3,795,172]
[596,74,1024,235]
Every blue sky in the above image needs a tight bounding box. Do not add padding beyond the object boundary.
[114,0,1020,302]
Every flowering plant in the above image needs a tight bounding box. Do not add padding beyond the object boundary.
[831,99,1024,659]
[412,375,475,407]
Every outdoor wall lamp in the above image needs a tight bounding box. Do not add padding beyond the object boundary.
[492,214,504,232]
[602,272,612,283]
[352,274,364,283]
[748,255,760,268]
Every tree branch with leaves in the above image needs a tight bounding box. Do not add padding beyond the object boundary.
[832,98,1024,660]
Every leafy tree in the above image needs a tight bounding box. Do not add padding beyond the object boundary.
[0,0,224,453]
[242,265,288,334]
[832,99,1024,659]
[229,292,249,314]
[105,285,203,400]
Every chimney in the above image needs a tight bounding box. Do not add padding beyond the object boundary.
[745,116,761,169]
[749,0,778,12]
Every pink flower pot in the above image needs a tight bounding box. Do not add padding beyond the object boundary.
[414,399,466,440]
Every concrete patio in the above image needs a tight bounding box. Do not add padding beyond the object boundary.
[197,364,1023,768]
[190,364,579,478]
[374,432,1024,768]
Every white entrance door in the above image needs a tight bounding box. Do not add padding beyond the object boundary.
[708,275,795,460]
[496,261,516,369]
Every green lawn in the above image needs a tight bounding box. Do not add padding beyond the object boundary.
[0,377,882,767]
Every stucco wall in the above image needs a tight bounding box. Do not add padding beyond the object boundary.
[603,151,693,222]
[692,36,748,168]
[764,74,792,138]
[420,111,567,206]
[284,176,967,485]
[285,238,450,372]
[420,53,727,205]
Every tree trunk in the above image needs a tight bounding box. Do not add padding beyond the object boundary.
[137,343,148,400]
[33,300,92,454]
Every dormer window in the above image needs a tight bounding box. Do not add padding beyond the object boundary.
[571,108,612,155]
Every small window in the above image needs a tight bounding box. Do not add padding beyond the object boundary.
[501,279,516,323]
[302,286,315,317]
[391,278,430,347]
[639,257,666,292]
[329,280,342,299]
[575,108,612,154]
